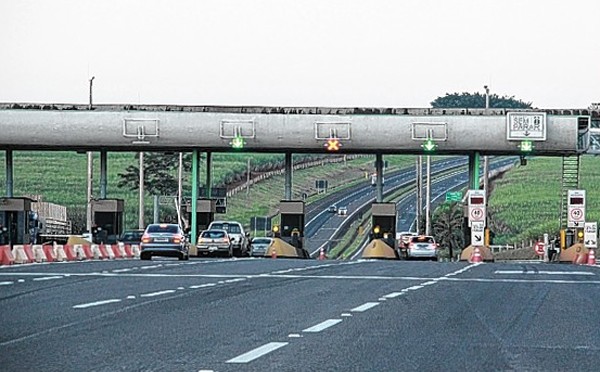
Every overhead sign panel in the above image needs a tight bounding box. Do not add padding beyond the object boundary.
[506,112,547,141]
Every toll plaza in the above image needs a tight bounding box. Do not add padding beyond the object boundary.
[90,199,124,244]
[269,201,310,259]
[0,197,34,246]
[362,202,397,259]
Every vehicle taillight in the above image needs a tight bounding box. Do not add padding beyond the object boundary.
[172,235,183,244]
[224,237,230,243]
[141,235,151,243]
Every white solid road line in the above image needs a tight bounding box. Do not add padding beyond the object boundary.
[0,281,14,285]
[226,342,289,364]
[73,299,122,309]
[140,289,176,297]
[495,270,595,275]
[351,302,380,312]
[302,319,343,333]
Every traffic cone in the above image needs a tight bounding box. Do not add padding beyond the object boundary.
[318,247,326,260]
[470,246,483,263]
[587,249,596,265]
[271,247,277,259]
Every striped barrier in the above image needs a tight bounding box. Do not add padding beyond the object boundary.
[0,245,15,265]
[43,244,56,262]
[32,245,47,263]
[12,245,32,264]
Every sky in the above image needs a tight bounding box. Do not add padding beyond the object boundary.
[1,0,599,109]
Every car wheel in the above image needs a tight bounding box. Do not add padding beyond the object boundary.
[140,252,151,260]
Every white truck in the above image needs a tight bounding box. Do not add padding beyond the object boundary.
[207,220,250,257]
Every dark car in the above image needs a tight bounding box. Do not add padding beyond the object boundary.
[118,229,144,245]
[197,229,232,257]
[140,223,189,261]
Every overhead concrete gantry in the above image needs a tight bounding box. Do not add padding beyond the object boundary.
[0,103,595,245]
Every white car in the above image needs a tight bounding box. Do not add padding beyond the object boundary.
[337,206,348,216]
[406,235,438,261]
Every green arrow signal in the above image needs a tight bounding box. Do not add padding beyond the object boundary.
[520,140,533,152]
[231,135,245,149]
[422,138,437,151]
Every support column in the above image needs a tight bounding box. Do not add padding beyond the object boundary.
[284,152,292,200]
[416,156,422,234]
[6,150,13,197]
[86,152,93,234]
[138,152,145,229]
[425,155,431,235]
[100,150,107,199]
[191,150,199,246]
[468,152,481,190]
[375,153,384,202]
[206,151,212,198]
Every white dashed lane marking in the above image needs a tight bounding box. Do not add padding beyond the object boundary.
[226,342,289,364]
[140,290,176,298]
[495,270,594,275]
[302,319,343,333]
[72,299,122,309]
[351,302,380,312]
[0,281,14,286]
[32,276,63,281]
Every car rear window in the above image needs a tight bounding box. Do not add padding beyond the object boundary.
[411,236,435,244]
[210,223,241,234]
[202,230,226,239]
[146,224,179,234]
[252,238,271,244]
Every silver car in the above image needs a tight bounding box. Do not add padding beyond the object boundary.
[140,223,189,261]
[406,235,438,261]
[250,237,274,257]
[197,229,232,257]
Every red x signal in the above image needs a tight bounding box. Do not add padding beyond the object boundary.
[325,138,341,151]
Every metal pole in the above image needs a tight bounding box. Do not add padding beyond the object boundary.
[483,85,490,204]
[206,151,212,198]
[88,76,95,110]
[425,155,431,235]
[86,152,93,234]
[138,152,145,229]
[375,153,383,202]
[416,156,423,234]
[153,195,159,223]
[100,150,107,199]
[469,153,481,190]
[191,150,199,246]
[178,152,183,226]
[6,150,13,197]
[246,158,251,195]
[284,152,292,200]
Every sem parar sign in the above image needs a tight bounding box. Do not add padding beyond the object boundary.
[506,112,547,141]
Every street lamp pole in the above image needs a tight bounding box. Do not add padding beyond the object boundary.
[86,76,95,237]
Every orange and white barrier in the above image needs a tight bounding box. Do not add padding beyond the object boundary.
[97,244,114,259]
[0,245,15,265]
[53,244,68,262]
[32,245,48,263]
[12,245,32,264]
[62,245,77,261]
[43,244,57,262]
[131,244,141,259]
[587,249,596,265]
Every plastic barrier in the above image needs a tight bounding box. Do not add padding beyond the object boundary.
[122,244,134,259]
[131,244,141,259]
[0,245,15,265]
[32,245,48,263]
[111,244,124,259]
[62,245,77,261]
[54,245,68,262]
[12,245,32,264]
[43,244,56,262]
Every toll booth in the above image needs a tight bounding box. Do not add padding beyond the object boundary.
[186,199,216,234]
[91,199,124,244]
[0,197,34,246]
[279,201,305,249]
[371,202,396,247]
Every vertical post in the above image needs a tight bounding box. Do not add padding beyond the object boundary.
[100,150,107,199]
[177,152,183,226]
[425,155,431,235]
[206,151,212,199]
[375,153,383,202]
[153,195,159,223]
[246,158,251,195]
[88,76,95,110]
[6,150,13,197]
[191,150,199,246]
[416,156,423,233]
[468,153,481,190]
[86,152,93,234]
[483,85,490,206]
[138,152,145,229]
[284,152,292,200]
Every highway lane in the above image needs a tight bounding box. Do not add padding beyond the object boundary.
[2,258,600,371]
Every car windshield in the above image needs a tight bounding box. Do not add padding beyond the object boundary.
[252,238,271,245]
[146,224,179,234]
[122,232,143,240]
[202,230,226,239]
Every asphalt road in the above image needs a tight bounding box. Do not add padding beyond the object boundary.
[2,258,600,371]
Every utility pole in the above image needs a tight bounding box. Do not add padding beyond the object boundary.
[86,76,95,237]
[177,152,183,226]
[139,152,145,229]
[425,155,431,235]
[415,156,422,234]
[483,85,490,204]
